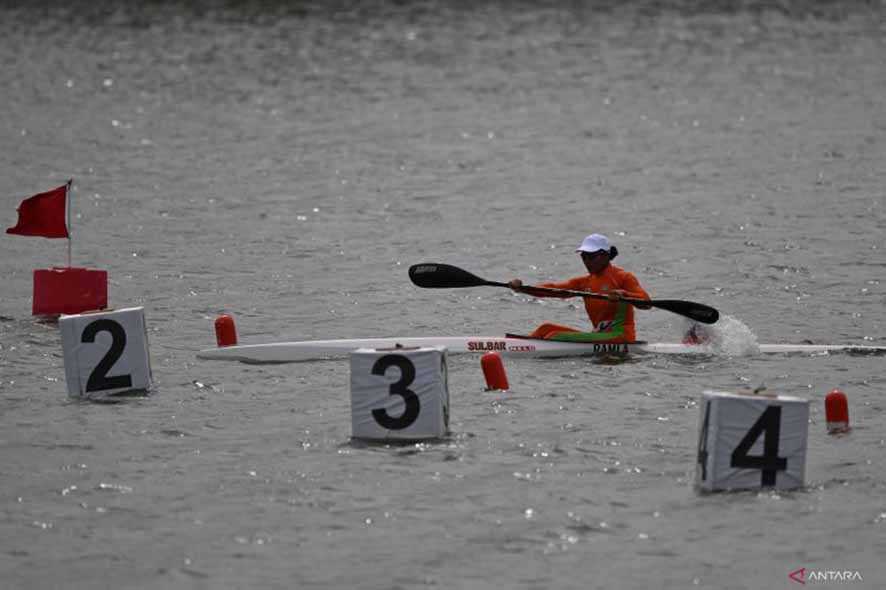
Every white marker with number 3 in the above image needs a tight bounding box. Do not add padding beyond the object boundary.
[350,347,450,441]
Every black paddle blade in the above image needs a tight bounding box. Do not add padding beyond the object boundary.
[649,299,719,324]
[408,263,498,288]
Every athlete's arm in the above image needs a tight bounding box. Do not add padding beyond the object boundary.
[619,273,652,309]
[508,278,575,298]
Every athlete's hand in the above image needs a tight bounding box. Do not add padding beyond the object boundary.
[607,289,626,301]
[508,279,524,291]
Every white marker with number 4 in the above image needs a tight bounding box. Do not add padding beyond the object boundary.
[695,390,809,492]
[59,307,153,399]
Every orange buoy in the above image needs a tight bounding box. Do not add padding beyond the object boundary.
[481,351,509,391]
[214,314,237,347]
[825,389,850,434]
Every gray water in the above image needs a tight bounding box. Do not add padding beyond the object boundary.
[1,2,885,588]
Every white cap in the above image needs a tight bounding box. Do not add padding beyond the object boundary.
[575,233,611,254]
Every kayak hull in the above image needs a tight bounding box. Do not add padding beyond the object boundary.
[196,335,886,364]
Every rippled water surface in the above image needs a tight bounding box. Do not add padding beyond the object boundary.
[1,2,885,589]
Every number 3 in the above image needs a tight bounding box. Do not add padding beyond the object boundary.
[81,319,133,392]
[371,355,420,430]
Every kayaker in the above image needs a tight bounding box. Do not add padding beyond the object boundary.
[508,233,651,342]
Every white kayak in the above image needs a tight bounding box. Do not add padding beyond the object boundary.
[196,335,886,364]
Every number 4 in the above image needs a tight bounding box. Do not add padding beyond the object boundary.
[730,406,788,486]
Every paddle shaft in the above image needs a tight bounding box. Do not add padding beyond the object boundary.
[408,262,719,324]
[514,282,644,303]
[511,283,717,323]
[431,273,654,307]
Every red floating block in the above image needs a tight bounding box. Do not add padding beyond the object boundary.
[481,351,509,391]
[32,267,108,317]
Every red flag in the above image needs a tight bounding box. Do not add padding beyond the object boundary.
[6,182,70,238]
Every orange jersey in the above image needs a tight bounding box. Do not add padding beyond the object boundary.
[536,264,650,341]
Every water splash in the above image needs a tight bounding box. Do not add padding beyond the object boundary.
[679,316,760,356]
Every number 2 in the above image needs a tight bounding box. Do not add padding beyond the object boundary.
[371,355,420,430]
[81,319,133,392]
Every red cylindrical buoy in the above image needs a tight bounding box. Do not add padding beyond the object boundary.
[481,351,509,391]
[825,388,850,434]
[215,314,238,347]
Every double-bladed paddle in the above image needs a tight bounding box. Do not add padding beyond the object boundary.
[408,262,719,324]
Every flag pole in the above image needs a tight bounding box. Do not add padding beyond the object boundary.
[66,178,72,268]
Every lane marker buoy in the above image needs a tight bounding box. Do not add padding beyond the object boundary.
[825,388,850,434]
[481,351,509,391]
[214,314,237,347]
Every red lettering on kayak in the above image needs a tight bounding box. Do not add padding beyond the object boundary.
[467,341,507,351]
